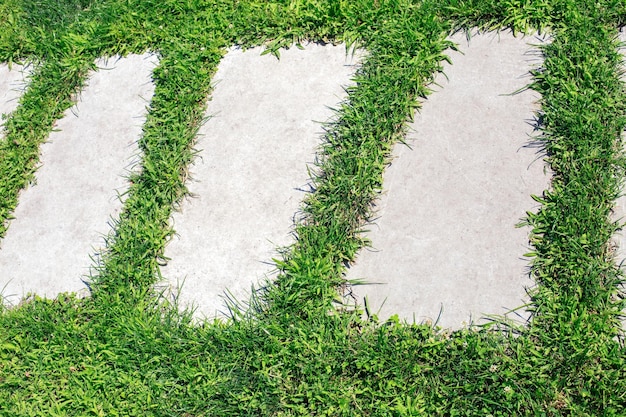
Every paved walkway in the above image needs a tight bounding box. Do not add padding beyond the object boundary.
[0,36,559,329]
[0,54,157,304]
[346,31,550,328]
[160,44,358,318]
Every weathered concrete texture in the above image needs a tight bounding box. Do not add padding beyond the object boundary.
[161,44,359,319]
[0,54,157,305]
[0,63,29,134]
[346,31,551,329]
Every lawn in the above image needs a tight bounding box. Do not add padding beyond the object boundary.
[0,0,625,415]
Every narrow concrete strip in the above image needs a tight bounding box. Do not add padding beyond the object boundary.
[605,31,626,244]
[613,29,626,331]
[161,44,359,319]
[0,63,29,134]
[0,54,157,305]
[346,31,551,329]
[613,30,626,245]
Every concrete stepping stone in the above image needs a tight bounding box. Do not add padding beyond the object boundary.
[161,44,359,319]
[0,53,157,306]
[346,31,551,329]
[0,62,29,134]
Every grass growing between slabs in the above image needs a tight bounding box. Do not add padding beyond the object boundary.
[0,0,625,415]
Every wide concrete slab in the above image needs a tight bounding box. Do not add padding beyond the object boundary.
[0,62,29,135]
[0,54,157,306]
[346,31,551,329]
[161,44,359,319]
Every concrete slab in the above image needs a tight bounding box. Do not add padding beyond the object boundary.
[161,44,359,319]
[346,31,551,329]
[0,53,157,305]
[0,62,29,135]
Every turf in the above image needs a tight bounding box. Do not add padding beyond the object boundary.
[0,0,625,415]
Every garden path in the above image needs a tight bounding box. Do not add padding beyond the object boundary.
[0,54,156,304]
[347,31,551,328]
[1,37,557,330]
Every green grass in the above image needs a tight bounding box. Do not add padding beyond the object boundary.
[1,0,625,415]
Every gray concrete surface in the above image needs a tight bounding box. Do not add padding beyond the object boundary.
[0,63,29,135]
[346,31,551,329]
[160,44,359,319]
[0,54,157,305]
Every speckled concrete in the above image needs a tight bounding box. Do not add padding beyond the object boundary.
[160,44,359,319]
[345,31,551,329]
[0,54,157,305]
